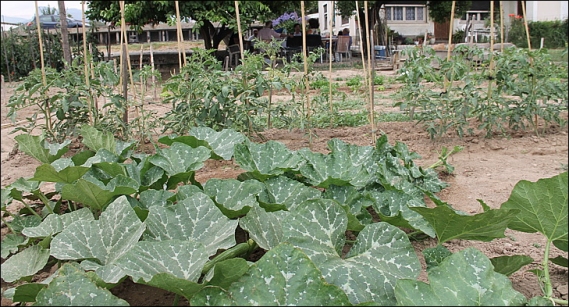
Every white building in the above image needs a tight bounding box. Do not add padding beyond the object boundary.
[316,1,568,45]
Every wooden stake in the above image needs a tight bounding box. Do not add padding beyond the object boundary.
[82,1,93,125]
[175,1,184,68]
[234,1,245,63]
[355,1,369,122]
[500,1,504,52]
[444,1,456,92]
[119,1,128,125]
[300,1,311,149]
[34,0,51,131]
[364,1,375,144]
[521,1,531,50]
[328,1,333,126]
[150,44,157,101]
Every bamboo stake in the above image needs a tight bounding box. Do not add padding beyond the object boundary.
[82,1,93,125]
[500,1,504,53]
[328,1,333,126]
[487,1,495,100]
[174,1,184,68]
[444,1,456,92]
[34,1,51,132]
[119,1,128,125]
[355,1,368,108]
[234,1,245,63]
[150,44,157,101]
[364,1,375,144]
[300,1,311,149]
[521,1,531,50]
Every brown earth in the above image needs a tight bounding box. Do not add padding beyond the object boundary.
[1,68,567,306]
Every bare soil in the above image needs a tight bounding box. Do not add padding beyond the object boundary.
[1,68,567,306]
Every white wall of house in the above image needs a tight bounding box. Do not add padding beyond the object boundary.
[527,1,568,21]
[316,1,567,43]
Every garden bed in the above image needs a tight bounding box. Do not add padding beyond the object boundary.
[1,67,567,306]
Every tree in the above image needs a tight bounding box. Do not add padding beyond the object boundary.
[58,1,72,67]
[86,1,315,50]
[40,4,58,15]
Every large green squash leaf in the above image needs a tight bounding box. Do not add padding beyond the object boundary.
[239,205,288,250]
[283,199,420,305]
[22,208,94,238]
[61,175,139,211]
[234,140,305,180]
[258,176,321,211]
[203,178,264,218]
[1,245,50,283]
[500,172,568,246]
[144,192,238,256]
[116,240,208,283]
[34,263,129,306]
[30,163,89,184]
[298,139,374,188]
[372,135,447,193]
[80,126,135,160]
[149,142,210,177]
[395,248,527,306]
[1,234,28,259]
[370,189,435,237]
[50,196,146,283]
[190,243,352,306]
[159,127,245,160]
[15,134,70,164]
[137,189,175,209]
[411,199,520,243]
[322,185,374,225]
[490,255,534,276]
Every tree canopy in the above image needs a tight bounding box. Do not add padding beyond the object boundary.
[86,1,316,50]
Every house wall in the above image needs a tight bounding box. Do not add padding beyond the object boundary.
[527,1,568,21]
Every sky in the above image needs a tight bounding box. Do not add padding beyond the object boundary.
[1,1,86,20]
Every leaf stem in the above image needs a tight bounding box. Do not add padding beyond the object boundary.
[552,298,568,305]
[542,239,553,298]
[172,294,179,306]
[201,239,256,275]
[1,216,17,234]
[34,191,54,215]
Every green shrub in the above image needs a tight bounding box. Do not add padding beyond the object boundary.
[507,15,568,49]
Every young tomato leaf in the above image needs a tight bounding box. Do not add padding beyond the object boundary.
[140,273,205,302]
[203,178,264,218]
[411,199,520,244]
[11,283,46,303]
[500,172,568,245]
[1,245,50,283]
[204,258,250,290]
[61,175,139,212]
[395,248,527,306]
[50,196,146,283]
[144,192,238,256]
[490,255,534,276]
[283,200,420,305]
[22,208,94,238]
[34,263,129,306]
[190,243,352,306]
[15,134,70,164]
[234,140,305,181]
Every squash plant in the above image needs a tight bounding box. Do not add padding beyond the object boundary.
[1,126,567,306]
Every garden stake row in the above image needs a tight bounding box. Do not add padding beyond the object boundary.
[300,0,312,150]
[364,1,376,145]
[328,2,333,126]
[175,0,185,69]
[444,1,456,92]
[82,0,93,125]
[34,0,51,133]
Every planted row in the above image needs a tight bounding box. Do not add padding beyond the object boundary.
[1,126,567,305]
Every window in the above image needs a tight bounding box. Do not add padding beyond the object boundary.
[386,6,426,22]
[323,4,328,30]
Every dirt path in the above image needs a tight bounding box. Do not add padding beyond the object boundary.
[1,69,567,305]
